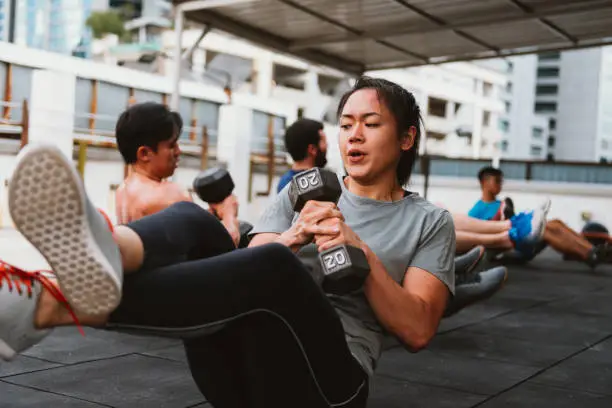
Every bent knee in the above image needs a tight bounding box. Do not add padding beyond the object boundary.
[169,200,208,215]
[250,243,314,283]
[170,201,219,224]
[546,219,564,232]
[256,243,298,265]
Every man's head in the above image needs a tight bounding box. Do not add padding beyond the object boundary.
[116,102,182,179]
[284,118,327,168]
[478,166,504,197]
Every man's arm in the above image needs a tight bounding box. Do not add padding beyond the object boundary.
[364,212,455,351]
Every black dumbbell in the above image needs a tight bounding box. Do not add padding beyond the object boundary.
[288,168,369,295]
[193,167,235,205]
[193,167,253,248]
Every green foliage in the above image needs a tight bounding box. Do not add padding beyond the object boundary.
[86,10,126,40]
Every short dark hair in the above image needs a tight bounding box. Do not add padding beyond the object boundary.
[115,102,178,164]
[478,166,503,182]
[171,111,183,135]
[336,76,423,186]
[284,118,324,162]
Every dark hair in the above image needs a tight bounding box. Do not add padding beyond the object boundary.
[115,102,178,164]
[171,111,183,135]
[336,76,423,186]
[477,166,503,182]
[284,118,324,161]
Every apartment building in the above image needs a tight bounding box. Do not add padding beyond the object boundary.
[484,45,612,163]
[478,56,551,161]
[553,47,612,163]
[0,0,95,56]
[92,27,507,163]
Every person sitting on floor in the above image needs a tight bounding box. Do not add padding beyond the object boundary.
[470,166,610,268]
[113,102,240,246]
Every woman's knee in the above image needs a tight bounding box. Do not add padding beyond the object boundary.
[255,243,301,268]
[250,243,314,284]
[169,201,212,219]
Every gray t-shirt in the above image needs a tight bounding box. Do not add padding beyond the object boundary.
[249,174,456,377]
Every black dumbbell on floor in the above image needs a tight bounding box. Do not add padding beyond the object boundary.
[288,168,369,295]
[193,167,253,248]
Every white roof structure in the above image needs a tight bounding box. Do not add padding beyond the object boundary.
[172,0,612,76]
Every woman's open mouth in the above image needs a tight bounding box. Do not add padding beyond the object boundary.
[347,149,366,164]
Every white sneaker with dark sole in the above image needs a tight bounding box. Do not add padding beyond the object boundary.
[9,143,123,316]
[0,268,65,361]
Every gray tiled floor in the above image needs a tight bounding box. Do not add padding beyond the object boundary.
[1,228,611,407]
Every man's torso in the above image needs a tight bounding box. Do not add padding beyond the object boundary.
[115,175,190,224]
[468,199,501,221]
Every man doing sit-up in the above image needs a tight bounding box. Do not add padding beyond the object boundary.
[114,102,240,245]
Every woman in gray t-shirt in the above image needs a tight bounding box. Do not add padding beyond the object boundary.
[3,76,455,408]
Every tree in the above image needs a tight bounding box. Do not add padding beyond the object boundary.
[86,10,126,40]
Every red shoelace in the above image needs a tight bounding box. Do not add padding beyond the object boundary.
[0,261,84,336]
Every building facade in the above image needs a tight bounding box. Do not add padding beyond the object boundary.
[487,46,612,163]
[0,0,95,57]
[481,55,551,161]
[554,47,612,163]
[93,28,507,162]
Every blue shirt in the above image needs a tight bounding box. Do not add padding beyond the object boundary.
[277,169,304,193]
[468,199,502,221]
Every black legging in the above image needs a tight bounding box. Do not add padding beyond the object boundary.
[107,202,369,408]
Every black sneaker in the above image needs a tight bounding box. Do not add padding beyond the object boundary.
[444,266,508,317]
[502,197,515,220]
[586,243,612,269]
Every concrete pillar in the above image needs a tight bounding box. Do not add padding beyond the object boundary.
[472,81,484,159]
[446,101,456,119]
[192,48,206,75]
[216,105,253,213]
[255,52,273,99]
[138,26,146,44]
[472,107,483,159]
[323,123,342,174]
[28,70,76,159]
[419,92,429,155]
[304,70,320,119]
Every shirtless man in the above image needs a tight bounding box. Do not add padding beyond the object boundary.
[114,102,240,245]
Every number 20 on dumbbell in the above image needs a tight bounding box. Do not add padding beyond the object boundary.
[288,168,370,295]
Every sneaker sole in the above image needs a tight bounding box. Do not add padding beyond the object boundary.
[0,338,16,361]
[469,246,486,272]
[528,209,547,243]
[542,198,552,215]
[9,144,121,315]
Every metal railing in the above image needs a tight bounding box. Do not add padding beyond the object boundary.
[0,99,29,148]
[417,155,612,198]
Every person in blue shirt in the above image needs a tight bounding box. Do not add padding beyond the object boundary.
[277,118,328,193]
[468,166,513,221]
[469,166,609,268]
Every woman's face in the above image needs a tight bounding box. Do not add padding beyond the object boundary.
[338,88,413,185]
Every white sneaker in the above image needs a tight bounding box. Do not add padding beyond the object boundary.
[0,265,55,361]
[526,207,547,243]
[540,198,552,216]
[9,143,123,316]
